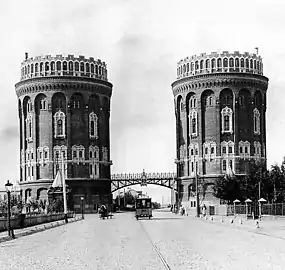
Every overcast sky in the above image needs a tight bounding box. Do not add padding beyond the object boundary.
[0,0,284,202]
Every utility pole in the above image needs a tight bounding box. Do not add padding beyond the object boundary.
[61,153,68,223]
[195,160,200,218]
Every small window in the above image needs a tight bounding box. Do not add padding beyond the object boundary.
[224,115,230,131]
[191,162,194,172]
[205,147,208,155]
[245,147,248,154]
[222,160,227,171]
[229,146,232,154]
[195,149,198,155]
[191,149,194,156]
[73,151,77,158]
[239,147,243,154]
[44,151,48,159]
[222,147,226,154]
[79,151,83,158]
[90,151,93,158]
[40,152,42,159]
[211,147,214,154]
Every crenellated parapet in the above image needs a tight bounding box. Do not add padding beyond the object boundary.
[177,51,263,80]
[20,53,108,82]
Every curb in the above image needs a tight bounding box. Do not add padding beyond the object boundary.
[0,216,83,244]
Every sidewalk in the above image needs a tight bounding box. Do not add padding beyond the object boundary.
[192,214,285,239]
[0,215,83,243]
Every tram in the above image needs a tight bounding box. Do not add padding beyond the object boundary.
[135,197,152,220]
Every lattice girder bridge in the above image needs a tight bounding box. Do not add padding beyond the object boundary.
[110,171,177,193]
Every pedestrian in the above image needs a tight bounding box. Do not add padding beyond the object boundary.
[202,204,207,217]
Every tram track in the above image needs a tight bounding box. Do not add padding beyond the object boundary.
[137,218,171,270]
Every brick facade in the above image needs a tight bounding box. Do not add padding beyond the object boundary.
[172,51,269,208]
[15,54,113,212]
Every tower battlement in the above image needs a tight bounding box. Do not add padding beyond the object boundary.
[177,51,263,80]
[20,53,108,82]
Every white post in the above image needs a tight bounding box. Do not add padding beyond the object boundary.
[61,153,68,223]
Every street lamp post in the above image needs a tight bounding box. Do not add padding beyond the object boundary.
[81,197,84,219]
[5,180,13,237]
[195,161,200,218]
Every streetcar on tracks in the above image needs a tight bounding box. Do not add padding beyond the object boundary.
[135,197,152,220]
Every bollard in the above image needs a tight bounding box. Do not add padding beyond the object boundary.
[211,216,214,221]
[256,221,260,228]
[230,219,234,224]
[220,216,224,223]
[240,219,243,224]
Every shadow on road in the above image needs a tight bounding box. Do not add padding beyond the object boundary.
[149,217,182,221]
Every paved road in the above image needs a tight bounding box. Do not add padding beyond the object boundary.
[0,211,285,269]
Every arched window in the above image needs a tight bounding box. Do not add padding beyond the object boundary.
[229,58,234,67]
[217,58,222,67]
[187,63,189,72]
[63,61,67,71]
[95,65,98,74]
[200,60,204,70]
[99,66,102,75]
[240,58,244,67]
[40,62,43,72]
[221,107,233,133]
[235,58,239,67]
[195,61,199,70]
[54,110,66,138]
[224,115,230,131]
[75,62,79,71]
[211,59,216,68]
[45,62,49,72]
[223,58,228,68]
[86,63,90,73]
[51,61,55,71]
[31,64,34,73]
[91,63,94,73]
[206,59,210,69]
[57,119,63,135]
[89,112,98,139]
[192,118,196,134]
[69,61,73,71]
[80,62,84,72]
[35,63,38,73]
[56,61,61,71]
[222,160,227,171]
[245,59,249,68]
[253,108,261,135]
[191,62,194,72]
[250,59,253,69]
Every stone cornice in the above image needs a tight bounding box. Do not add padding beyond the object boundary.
[171,72,268,96]
[15,76,113,98]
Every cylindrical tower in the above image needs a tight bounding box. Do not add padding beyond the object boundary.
[171,51,269,207]
[15,53,113,212]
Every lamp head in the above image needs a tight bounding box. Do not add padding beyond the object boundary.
[81,197,84,201]
[5,180,13,193]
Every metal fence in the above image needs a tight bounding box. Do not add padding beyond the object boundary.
[210,203,285,217]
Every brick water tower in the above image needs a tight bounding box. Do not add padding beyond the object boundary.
[171,51,269,207]
[15,53,113,212]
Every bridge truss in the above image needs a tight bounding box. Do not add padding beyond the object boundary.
[110,171,177,193]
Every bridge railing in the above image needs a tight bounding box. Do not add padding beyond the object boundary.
[111,172,177,180]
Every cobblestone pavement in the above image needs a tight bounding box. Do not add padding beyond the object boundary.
[1,211,285,269]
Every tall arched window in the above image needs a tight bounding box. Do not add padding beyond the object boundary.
[25,113,33,141]
[57,120,63,135]
[253,108,261,135]
[191,111,197,135]
[54,110,66,138]
[224,115,230,131]
[89,112,98,139]
[221,107,233,134]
